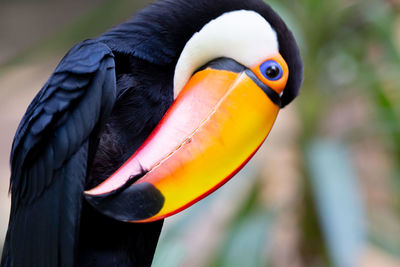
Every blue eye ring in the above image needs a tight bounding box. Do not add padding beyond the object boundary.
[260,60,283,81]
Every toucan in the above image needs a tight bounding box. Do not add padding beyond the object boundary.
[1,0,303,266]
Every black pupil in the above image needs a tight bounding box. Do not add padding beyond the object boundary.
[265,65,280,79]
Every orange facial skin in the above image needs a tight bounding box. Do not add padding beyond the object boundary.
[85,54,288,223]
[251,53,289,96]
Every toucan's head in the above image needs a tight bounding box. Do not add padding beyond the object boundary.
[86,0,303,222]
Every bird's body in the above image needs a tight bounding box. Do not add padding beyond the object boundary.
[1,0,303,266]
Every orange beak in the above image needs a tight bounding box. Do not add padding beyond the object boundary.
[85,58,283,223]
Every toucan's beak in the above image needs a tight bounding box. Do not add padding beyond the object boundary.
[85,57,283,223]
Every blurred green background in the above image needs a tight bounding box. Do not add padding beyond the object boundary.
[0,0,399,266]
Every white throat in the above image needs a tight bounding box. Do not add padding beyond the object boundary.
[173,10,279,98]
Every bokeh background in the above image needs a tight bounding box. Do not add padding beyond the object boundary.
[1,0,399,266]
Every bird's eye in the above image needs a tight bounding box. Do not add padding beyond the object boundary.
[260,60,283,81]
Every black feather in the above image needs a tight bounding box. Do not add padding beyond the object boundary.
[2,40,116,267]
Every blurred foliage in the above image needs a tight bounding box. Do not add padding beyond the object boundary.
[0,0,149,69]
[1,0,400,266]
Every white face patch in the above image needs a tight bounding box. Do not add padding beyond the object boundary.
[173,10,279,98]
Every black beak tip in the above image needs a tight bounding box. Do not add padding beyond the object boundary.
[84,182,165,222]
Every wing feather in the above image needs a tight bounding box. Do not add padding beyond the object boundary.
[1,39,116,267]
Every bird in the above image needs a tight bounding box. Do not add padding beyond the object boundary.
[1,0,303,266]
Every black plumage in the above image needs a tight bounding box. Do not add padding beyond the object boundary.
[1,0,303,266]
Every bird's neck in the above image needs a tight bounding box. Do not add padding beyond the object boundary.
[77,202,164,267]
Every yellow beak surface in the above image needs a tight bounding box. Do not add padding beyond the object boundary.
[85,65,280,223]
